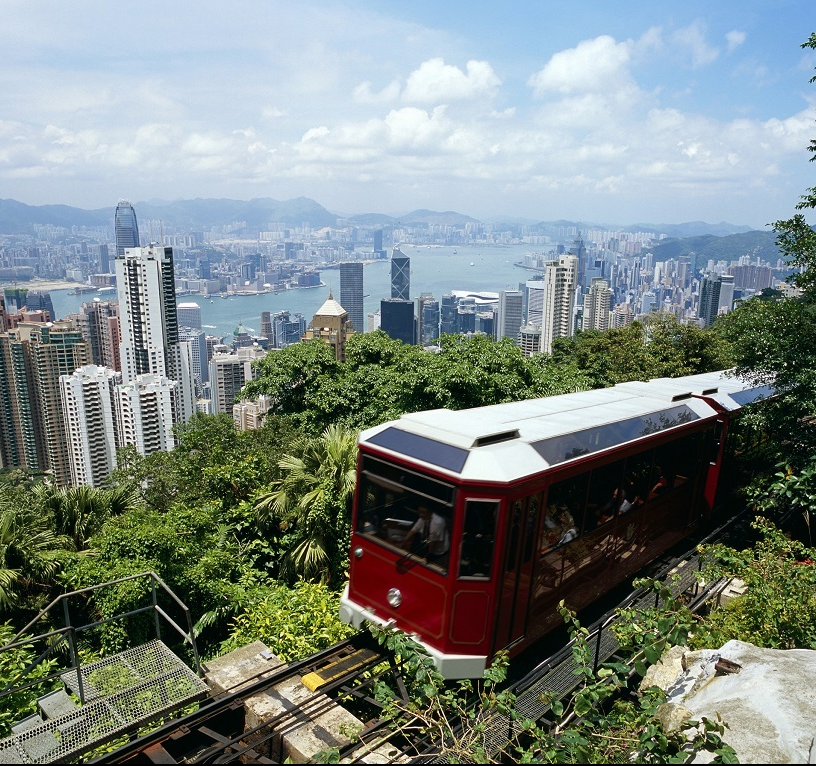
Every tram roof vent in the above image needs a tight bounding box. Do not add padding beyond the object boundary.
[670,392,693,402]
[473,429,520,448]
[702,387,719,395]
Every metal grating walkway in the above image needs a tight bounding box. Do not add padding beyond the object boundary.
[0,640,209,764]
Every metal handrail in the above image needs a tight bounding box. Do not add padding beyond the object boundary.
[0,571,201,705]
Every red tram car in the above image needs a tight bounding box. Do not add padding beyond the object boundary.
[340,371,772,678]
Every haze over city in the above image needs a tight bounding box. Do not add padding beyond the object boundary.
[1,0,814,229]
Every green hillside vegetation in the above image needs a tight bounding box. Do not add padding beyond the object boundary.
[649,229,780,268]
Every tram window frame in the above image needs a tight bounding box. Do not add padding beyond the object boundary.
[648,432,702,500]
[458,499,499,580]
[541,473,589,554]
[356,456,455,574]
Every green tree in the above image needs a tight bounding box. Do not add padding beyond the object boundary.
[253,424,357,585]
[0,502,70,612]
[32,483,142,551]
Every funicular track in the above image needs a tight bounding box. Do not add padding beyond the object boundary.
[92,630,406,764]
[95,511,751,765]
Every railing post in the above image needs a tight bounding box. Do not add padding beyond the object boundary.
[62,597,86,704]
[593,626,604,673]
[152,578,161,642]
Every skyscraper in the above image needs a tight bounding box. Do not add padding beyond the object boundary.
[380,299,415,345]
[416,293,438,346]
[496,291,524,342]
[60,365,121,487]
[339,262,364,334]
[582,279,612,332]
[539,256,579,354]
[177,302,203,329]
[0,320,90,484]
[209,346,267,415]
[116,244,195,424]
[301,293,356,361]
[391,248,410,300]
[114,200,140,258]
[698,275,723,327]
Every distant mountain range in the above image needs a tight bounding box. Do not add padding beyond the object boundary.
[0,196,767,244]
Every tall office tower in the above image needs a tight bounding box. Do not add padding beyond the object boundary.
[99,244,110,274]
[582,279,612,332]
[496,290,524,342]
[260,311,273,340]
[525,278,546,329]
[0,321,90,484]
[0,295,6,334]
[380,299,415,345]
[116,374,178,456]
[23,291,54,319]
[539,256,579,354]
[373,229,383,254]
[698,275,722,327]
[301,294,356,361]
[717,274,736,315]
[641,291,657,315]
[198,257,211,280]
[417,293,439,345]
[339,262,365,334]
[440,294,458,335]
[60,365,121,487]
[115,200,140,258]
[116,245,195,424]
[209,346,267,415]
[177,302,202,329]
[391,249,410,300]
[456,299,477,334]
[179,328,208,388]
[518,324,542,357]
[272,311,307,349]
[71,300,121,371]
[570,237,588,289]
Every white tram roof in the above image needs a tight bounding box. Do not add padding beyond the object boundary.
[358,370,770,484]
[615,370,775,412]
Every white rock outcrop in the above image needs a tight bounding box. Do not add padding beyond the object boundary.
[641,640,816,764]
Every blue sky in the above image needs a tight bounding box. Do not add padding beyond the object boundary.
[0,0,814,228]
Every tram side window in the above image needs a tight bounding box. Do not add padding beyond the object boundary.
[648,433,701,499]
[459,500,499,579]
[624,448,654,510]
[542,473,589,552]
[357,469,453,572]
[584,459,625,532]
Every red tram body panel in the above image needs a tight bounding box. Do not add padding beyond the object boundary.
[340,371,772,678]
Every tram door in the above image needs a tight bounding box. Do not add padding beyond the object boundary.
[493,494,541,653]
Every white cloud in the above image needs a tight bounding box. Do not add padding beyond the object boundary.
[353,80,401,105]
[671,21,719,68]
[402,59,500,104]
[726,30,746,53]
[527,36,635,97]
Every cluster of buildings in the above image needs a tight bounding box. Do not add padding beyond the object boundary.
[0,200,795,490]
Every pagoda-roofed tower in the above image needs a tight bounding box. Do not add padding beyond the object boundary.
[301,291,356,361]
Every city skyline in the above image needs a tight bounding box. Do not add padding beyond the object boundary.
[0,2,814,228]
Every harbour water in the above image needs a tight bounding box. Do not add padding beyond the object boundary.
[50,244,540,341]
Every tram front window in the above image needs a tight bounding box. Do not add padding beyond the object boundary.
[357,455,455,573]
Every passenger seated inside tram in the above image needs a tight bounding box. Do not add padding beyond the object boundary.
[648,467,678,500]
[557,509,578,546]
[541,504,579,548]
[402,505,450,563]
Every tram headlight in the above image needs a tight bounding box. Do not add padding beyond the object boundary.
[387,588,402,608]
[354,547,363,559]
